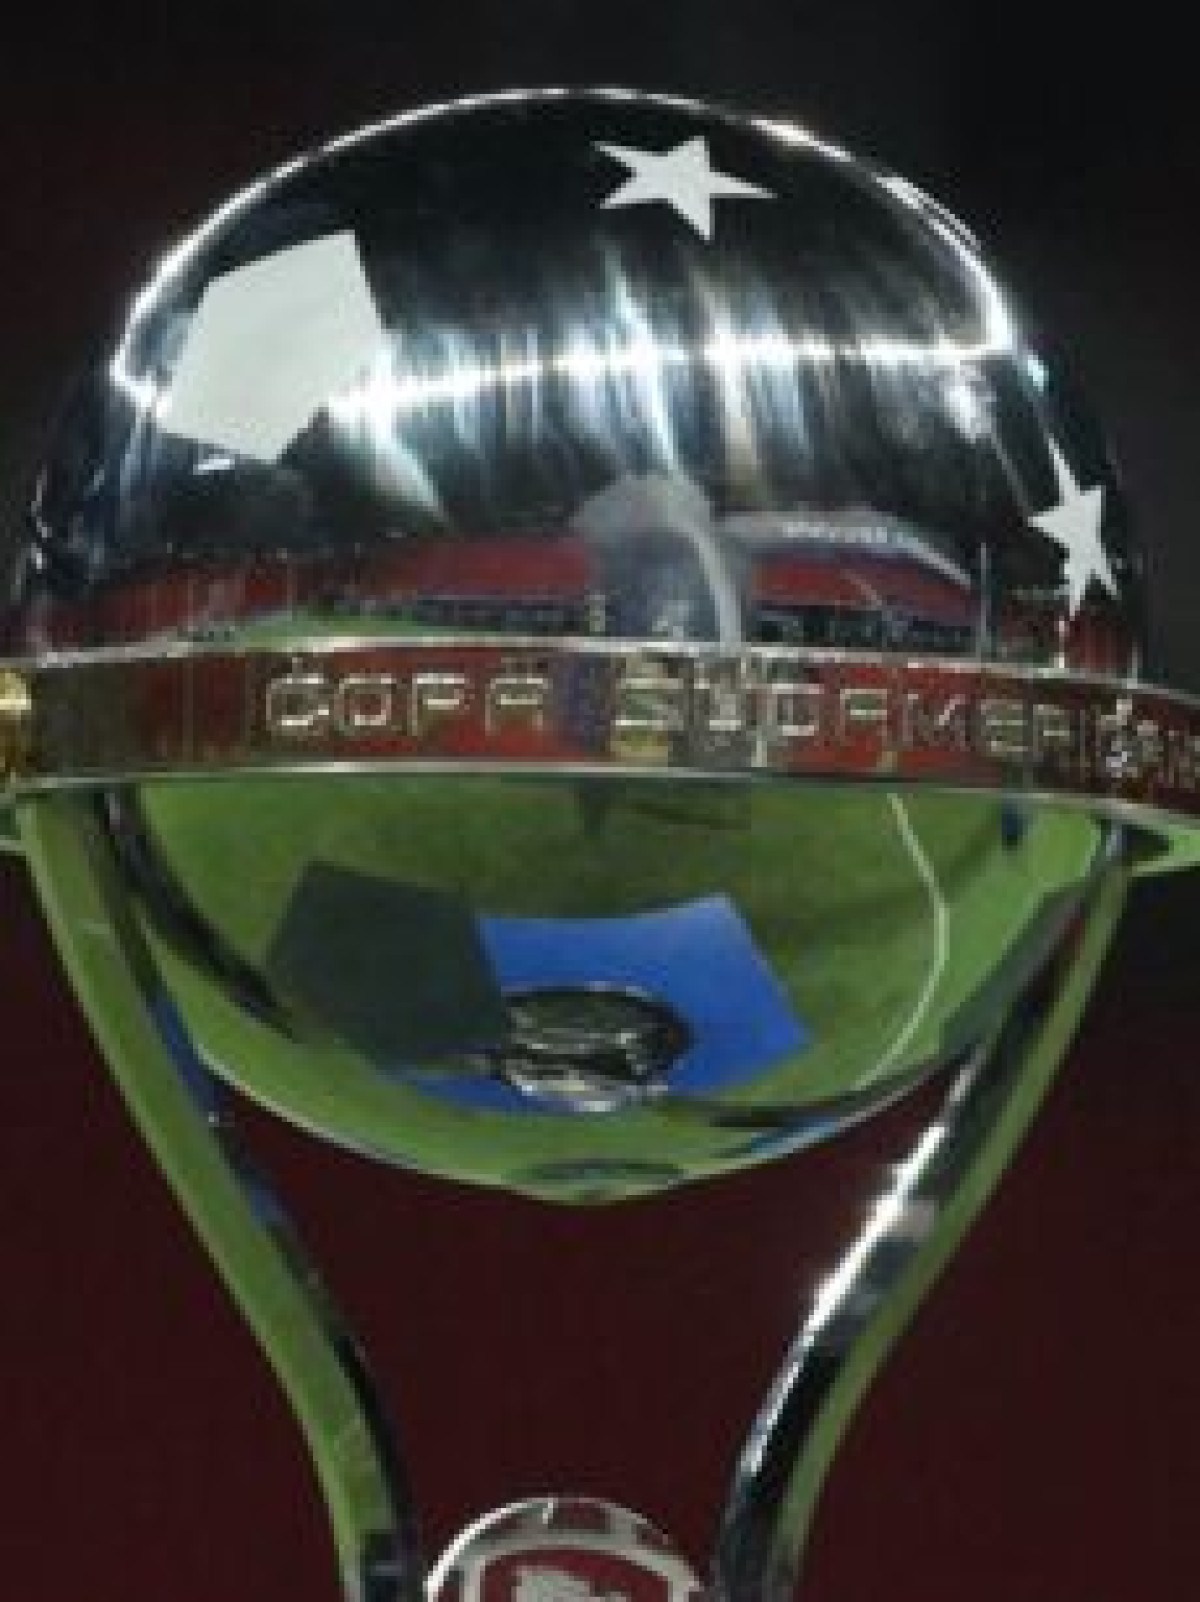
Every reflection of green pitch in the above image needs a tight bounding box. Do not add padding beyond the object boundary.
[133,774,1103,1201]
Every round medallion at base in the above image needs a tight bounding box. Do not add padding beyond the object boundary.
[429,1497,706,1602]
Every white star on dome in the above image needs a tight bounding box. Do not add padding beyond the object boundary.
[595,136,774,239]
[1028,441,1117,617]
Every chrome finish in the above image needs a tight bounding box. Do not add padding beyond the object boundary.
[713,834,1128,1600]
[17,781,1131,1602]
[6,92,1142,684]
[18,794,419,1602]
[4,636,1200,854]
[429,1497,703,1602]
[2,87,1187,1602]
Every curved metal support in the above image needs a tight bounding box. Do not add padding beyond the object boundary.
[712,835,1130,1601]
[15,784,1133,1602]
[17,792,420,1602]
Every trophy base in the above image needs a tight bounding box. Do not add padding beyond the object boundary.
[429,1498,705,1602]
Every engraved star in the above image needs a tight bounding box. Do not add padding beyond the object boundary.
[1028,440,1117,617]
[595,136,774,239]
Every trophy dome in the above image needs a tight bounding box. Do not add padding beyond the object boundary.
[6,90,1140,1200]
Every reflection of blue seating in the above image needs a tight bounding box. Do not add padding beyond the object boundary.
[425,895,809,1113]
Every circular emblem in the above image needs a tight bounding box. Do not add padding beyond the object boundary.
[429,1498,706,1602]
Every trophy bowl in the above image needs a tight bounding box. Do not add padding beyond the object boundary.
[2,88,1192,1601]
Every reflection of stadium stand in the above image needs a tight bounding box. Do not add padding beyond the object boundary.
[23,524,972,652]
[752,549,975,653]
[21,537,596,647]
[19,511,1129,676]
[734,509,977,654]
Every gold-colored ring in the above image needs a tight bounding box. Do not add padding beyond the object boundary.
[6,636,1200,864]
[0,669,32,784]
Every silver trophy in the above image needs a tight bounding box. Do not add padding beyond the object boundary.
[1,88,1194,1601]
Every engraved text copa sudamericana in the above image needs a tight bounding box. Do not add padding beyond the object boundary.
[261,643,1200,793]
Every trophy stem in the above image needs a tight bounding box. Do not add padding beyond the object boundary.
[18,792,421,1602]
[19,789,1132,1602]
[712,842,1130,1601]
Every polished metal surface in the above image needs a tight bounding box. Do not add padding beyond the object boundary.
[2,87,1190,1602]
[20,776,1131,1599]
[428,1497,704,1602]
[4,92,1142,677]
[19,793,420,1602]
[0,87,1169,1189]
[4,635,1200,838]
[713,831,1128,1601]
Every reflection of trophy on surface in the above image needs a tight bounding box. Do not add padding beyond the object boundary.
[2,89,1195,1599]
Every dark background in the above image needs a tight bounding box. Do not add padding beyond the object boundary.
[2,5,1198,1600]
